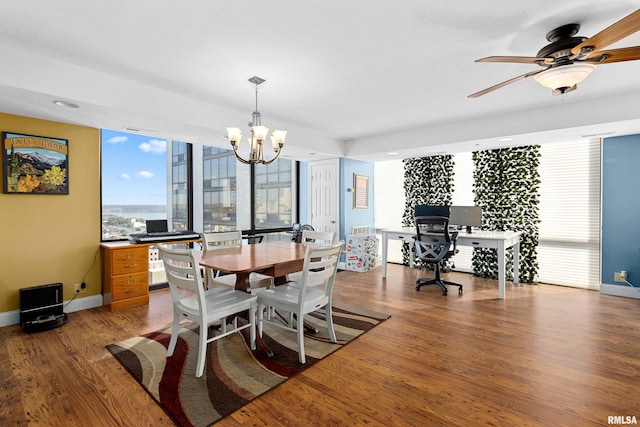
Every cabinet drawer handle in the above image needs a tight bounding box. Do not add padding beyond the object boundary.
[127,277,134,284]
[127,253,135,259]
[472,242,480,245]
[125,263,138,268]
[124,288,138,294]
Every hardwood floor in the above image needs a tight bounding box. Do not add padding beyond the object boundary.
[1,264,639,426]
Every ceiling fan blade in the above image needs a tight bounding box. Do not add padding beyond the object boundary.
[584,46,640,64]
[468,69,547,98]
[476,56,551,64]
[571,9,640,56]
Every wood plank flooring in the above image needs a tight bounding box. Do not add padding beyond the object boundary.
[1,263,639,426]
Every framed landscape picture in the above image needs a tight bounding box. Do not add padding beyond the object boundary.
[3,132,69,194]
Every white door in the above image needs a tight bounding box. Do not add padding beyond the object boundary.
[309,159,339,235]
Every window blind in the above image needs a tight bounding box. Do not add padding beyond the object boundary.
[451,152,474,272]
[374,159,406,263]
[537,139,601,289]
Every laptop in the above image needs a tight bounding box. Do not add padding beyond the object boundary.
[146,219,168,234]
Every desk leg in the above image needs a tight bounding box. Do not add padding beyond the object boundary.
[497,241,506,300]
[409,243,415,268]
[512,241,520,285]
[382,232,388,278]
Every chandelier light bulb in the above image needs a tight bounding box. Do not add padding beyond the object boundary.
[252,125,269,142]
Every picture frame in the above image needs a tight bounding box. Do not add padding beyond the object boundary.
[353,173,369,209]
[3,132,69,194]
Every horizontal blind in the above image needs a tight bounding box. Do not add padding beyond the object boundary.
[537,139,601,289]
[374,159,406,263]
[451,152,474,272]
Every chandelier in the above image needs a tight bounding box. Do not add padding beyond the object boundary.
[226,76,287,165]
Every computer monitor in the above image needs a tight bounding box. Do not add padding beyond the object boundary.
[414,205,450,218]
[449,206,482,232]
[146,219,168,233]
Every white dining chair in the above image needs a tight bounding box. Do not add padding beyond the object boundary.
[256,240,344,364]
[200,231,273,292]
[286,230,338,285]
[158,244,257,377]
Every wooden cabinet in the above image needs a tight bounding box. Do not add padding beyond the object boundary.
[101,239,201,311]
[101,242,150,311]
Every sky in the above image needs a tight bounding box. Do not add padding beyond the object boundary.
[101,129,167,205]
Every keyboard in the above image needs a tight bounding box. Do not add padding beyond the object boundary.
[128,231,201,244]
[146,231,175,237]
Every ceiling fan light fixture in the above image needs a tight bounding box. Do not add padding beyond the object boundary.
[533,63,596,92]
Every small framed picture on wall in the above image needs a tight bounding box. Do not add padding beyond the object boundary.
[353,173,369,209]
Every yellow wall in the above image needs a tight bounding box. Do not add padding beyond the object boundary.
[0,113,100,313]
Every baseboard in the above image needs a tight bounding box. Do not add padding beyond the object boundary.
[600,283,640,299]
[0,310,19,328]
[0,294,104,328]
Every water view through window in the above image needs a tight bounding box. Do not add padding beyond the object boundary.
[101,129,167,240]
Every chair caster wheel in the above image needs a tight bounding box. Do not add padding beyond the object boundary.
[415,286,421,291]
[442,291,448,296]
[458,288,463,294]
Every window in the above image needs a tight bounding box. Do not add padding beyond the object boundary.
[202,147,242,232]
[101,129,167,240]
[374,159,405,263]
[451,152,474,272]
[254,159,294,230]
[171,141,190,231]
[102,133,297,241]
[537,139,601,289]
[201,148,295,234]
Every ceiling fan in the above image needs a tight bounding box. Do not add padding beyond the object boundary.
[469,9,640,98]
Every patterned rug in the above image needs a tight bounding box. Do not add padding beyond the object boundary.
[106,301,389,427]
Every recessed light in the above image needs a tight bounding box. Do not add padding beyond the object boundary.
[123,127,157,135]
[387,152,399,155]
[53,100,79,108]
[498,137,514,142]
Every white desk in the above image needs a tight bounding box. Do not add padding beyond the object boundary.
[379,227,522,299]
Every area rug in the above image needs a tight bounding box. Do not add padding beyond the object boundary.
[106,301,389,427]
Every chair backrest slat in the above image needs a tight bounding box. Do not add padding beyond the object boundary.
[201,231,243,252]
[301,230,337,245]
[297,241,344,304]
[158,245,206,309]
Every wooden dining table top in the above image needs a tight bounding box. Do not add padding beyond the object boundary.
[199,241,307,292]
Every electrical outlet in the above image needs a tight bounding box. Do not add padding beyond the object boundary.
[614,271,628,282]
[73,283,87,294]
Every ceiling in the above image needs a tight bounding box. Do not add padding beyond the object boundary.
[1,1,640,163]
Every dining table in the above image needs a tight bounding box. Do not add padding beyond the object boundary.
[198,240,307,292]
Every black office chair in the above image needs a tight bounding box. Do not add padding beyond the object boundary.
[291,224,314,243]
[414,216,463,295]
